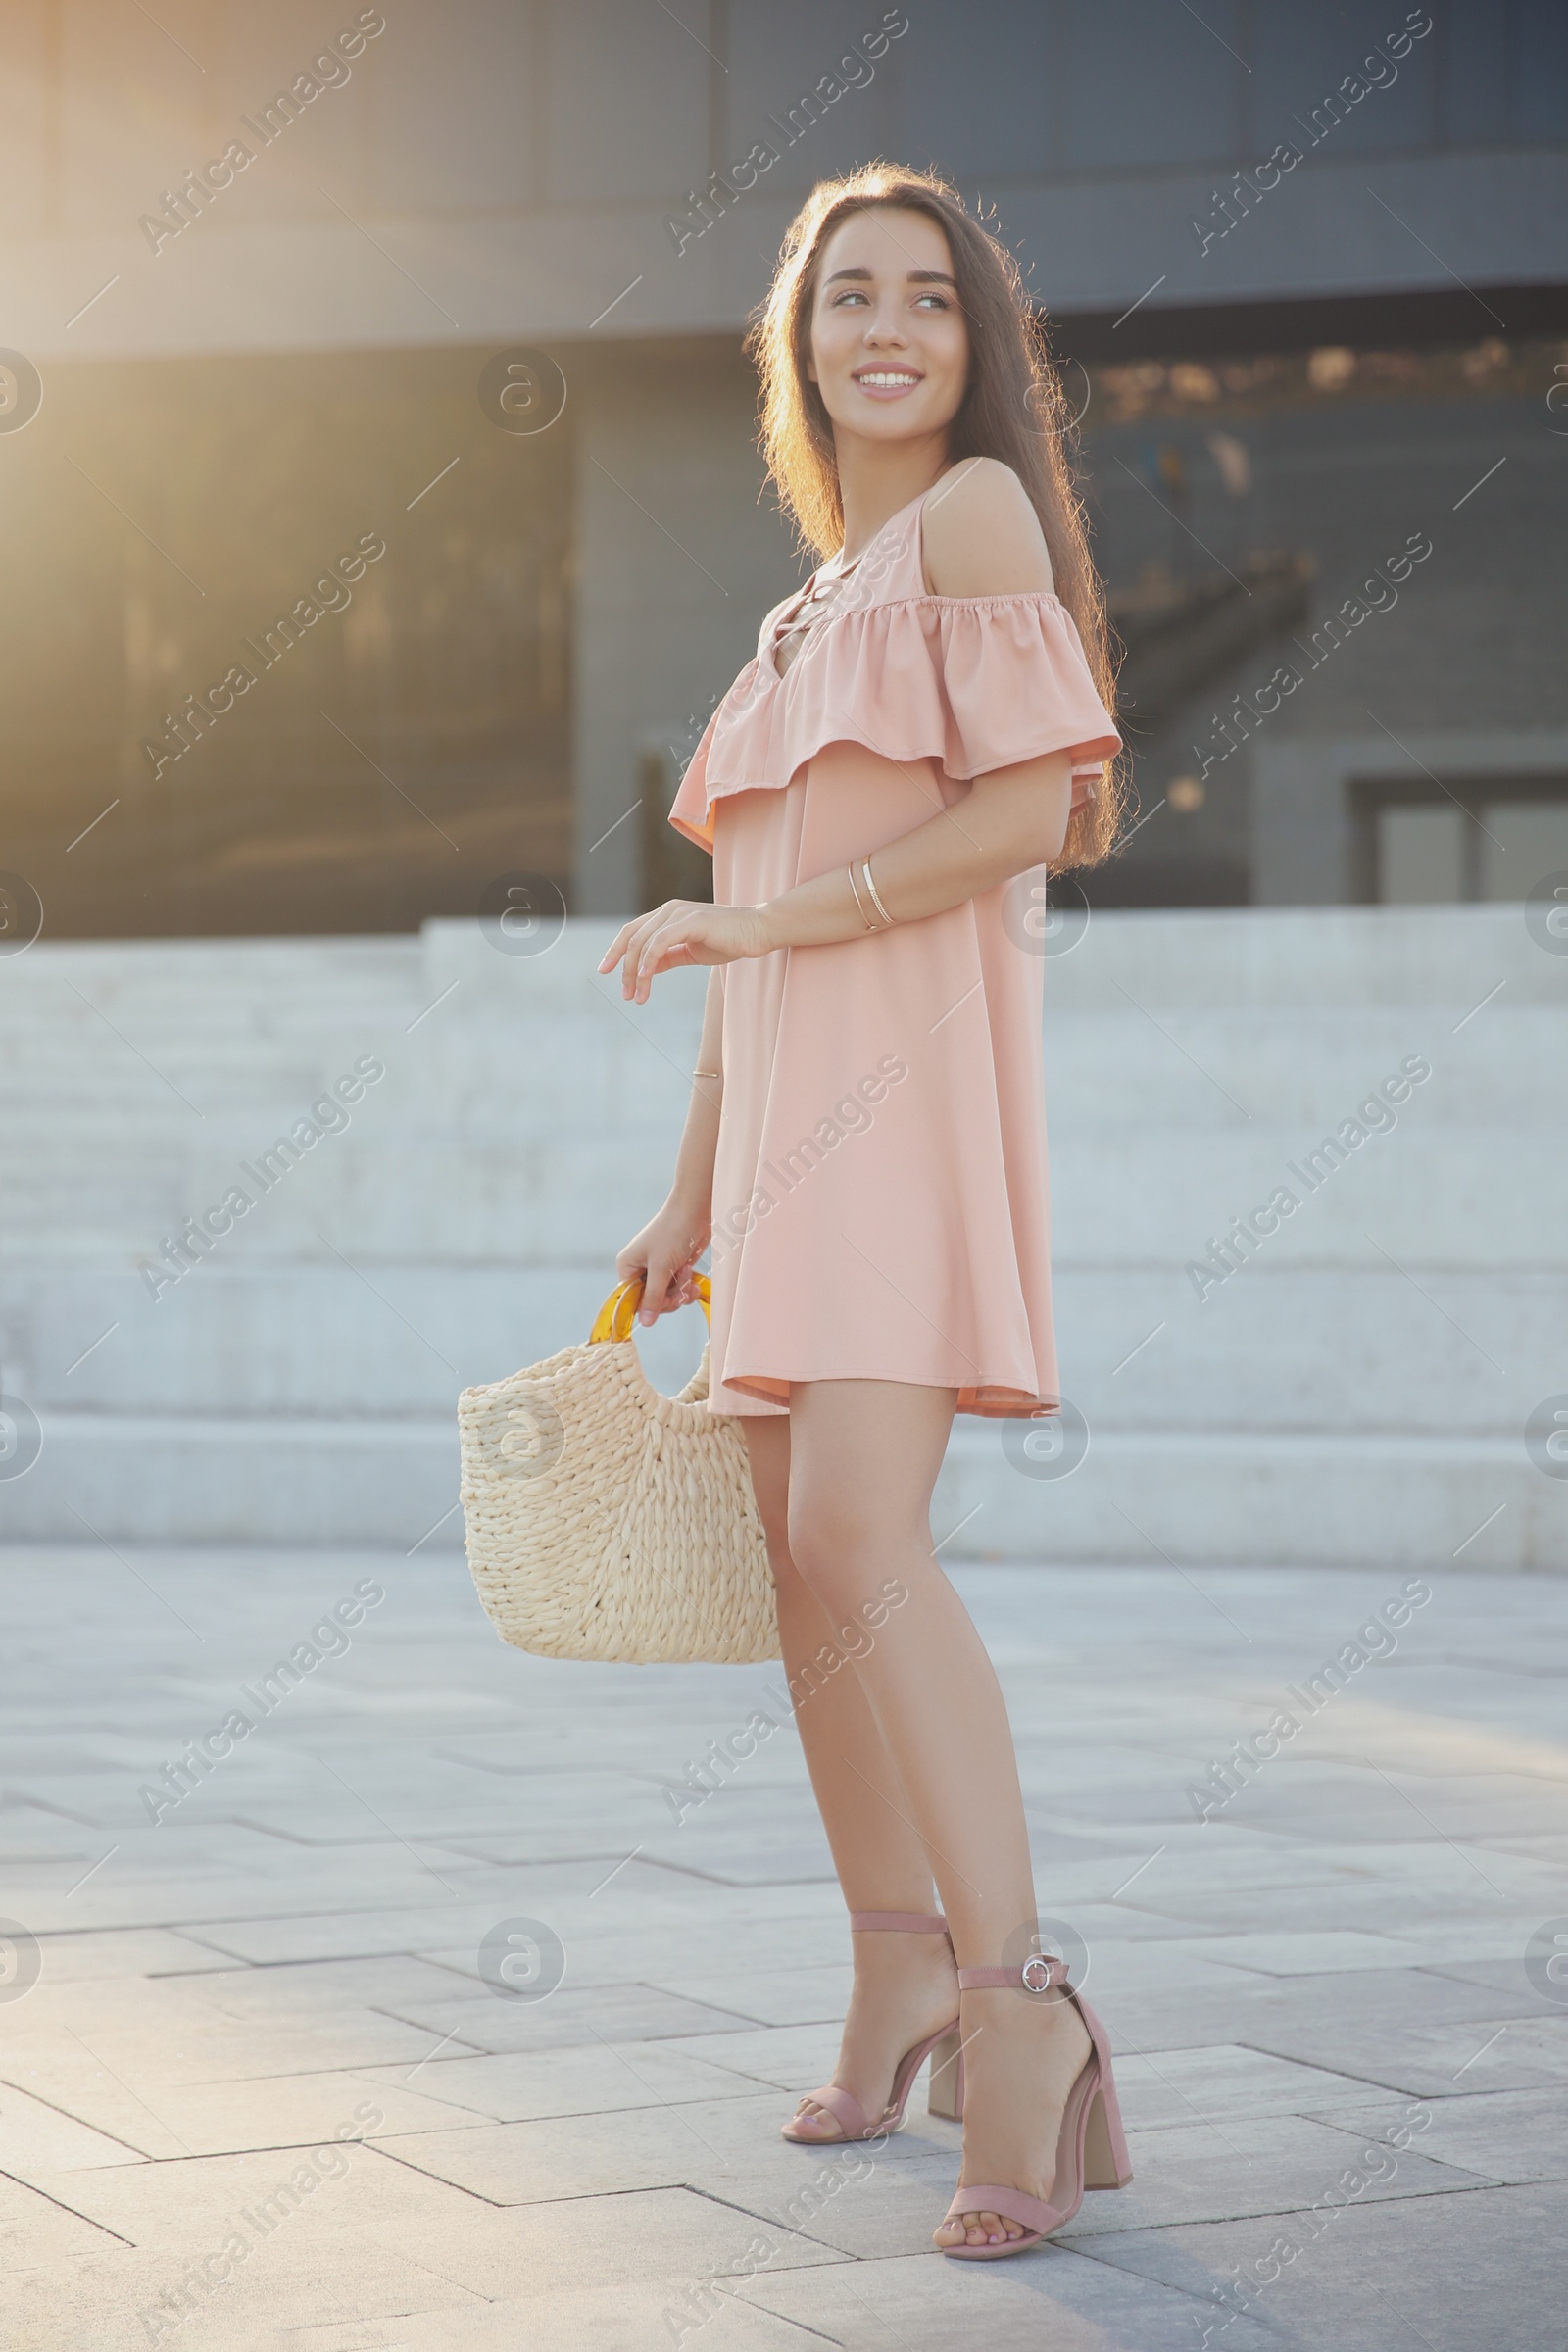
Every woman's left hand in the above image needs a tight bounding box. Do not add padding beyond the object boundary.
[599,900,774,1003]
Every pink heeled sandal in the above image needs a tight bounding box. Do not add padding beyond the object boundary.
[781,1911,964,2144]
[939,1951,1133,2258]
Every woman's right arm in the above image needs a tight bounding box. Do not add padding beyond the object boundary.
[615,967,725,1325]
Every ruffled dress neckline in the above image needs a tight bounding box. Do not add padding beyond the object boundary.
[668,470,1120,851]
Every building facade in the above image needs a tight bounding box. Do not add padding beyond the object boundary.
[4,0,1566,933]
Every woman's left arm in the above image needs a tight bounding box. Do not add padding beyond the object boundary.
[601,459,1072,1003]
[772,748,1072,942]
[601,747,1072,1002]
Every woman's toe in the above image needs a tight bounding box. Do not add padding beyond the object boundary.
[936,2203,1030,2249]
[940,2182,1034,2238]
[787,2101,841,2141]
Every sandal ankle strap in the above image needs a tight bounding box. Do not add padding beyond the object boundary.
[849,1910,949,1934]
[958,1955,1069,1993]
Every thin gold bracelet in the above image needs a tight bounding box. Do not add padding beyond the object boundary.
[693,1067,722,1080]
[847,861,875,929]
[861,856,894,928]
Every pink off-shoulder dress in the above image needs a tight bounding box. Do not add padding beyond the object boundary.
[668,474,1120,1419]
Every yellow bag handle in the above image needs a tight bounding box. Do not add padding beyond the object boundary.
[589,1270,711,1344]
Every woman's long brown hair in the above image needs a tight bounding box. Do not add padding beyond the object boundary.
[746,162,1122,870]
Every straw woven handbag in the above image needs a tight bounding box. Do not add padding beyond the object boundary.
[458,1272,779,1665]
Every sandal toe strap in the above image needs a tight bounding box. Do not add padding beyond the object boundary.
[793,2082,873,2139]
[943,2182,1061,2235]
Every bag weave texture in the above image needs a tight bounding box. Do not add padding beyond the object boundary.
[459,1324,779,1665]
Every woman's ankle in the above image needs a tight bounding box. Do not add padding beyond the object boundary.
[850,1928,956,1979]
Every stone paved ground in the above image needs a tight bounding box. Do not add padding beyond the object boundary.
[2,1546,1565,2351]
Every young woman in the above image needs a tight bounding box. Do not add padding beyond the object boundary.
[599,165,1128,2259]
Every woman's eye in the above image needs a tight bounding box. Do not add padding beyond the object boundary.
[914,293,949,310]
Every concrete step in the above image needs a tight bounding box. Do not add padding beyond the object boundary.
[1028,903,1568,1009]
[0,1022,707,1136]
[421,907,1568,1010]
[1,1123,1555,1270]
[3,1410,1558,1570]
[0,1046,1552,1157]
[2,1265,1552,1434]
[9,1015,1533,1114]
[13,906,1563,1013]
[52,1132,1568,1270]
[1,907,1555,1563]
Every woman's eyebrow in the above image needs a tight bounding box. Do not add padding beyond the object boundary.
[823,266,957,287]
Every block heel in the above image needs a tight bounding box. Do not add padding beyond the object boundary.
[1082,2082,1133,2189]
[926,2024,964,2121]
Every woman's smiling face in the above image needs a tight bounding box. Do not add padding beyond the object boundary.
[806,205,970,447]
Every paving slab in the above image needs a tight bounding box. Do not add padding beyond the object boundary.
[1,1546,1564,2350]
[375,2085,959,2206]
[1082,2176,1568,2352]
[0,2080,149,2173]
[1147,1928,1458,1975]
[19,1927,241,1983]
[1108,2041,1391,2129]
[1420,1947,1568,1998]
[1101,1961,1554,2074]
[160,1952,493,2015]
[278,2275,837,2350]
[356,2038,779,2124]
[1145,1879,1568,1935]
[2,2229,484,2352]
[0,2171,126,2268]
[739,2241,1282,2351]
[1232,1996,1568,2098]
[12,1987,449,2085]
[1305,2084,1568,2184]
[367,1979,757,2053]
[645,1960,855,2029]
[357,2181,849,2301]
[41,2067,487,2163]
[22,2135,489,2249]
[1063,2112,1492,2236]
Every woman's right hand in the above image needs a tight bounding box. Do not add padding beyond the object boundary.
[616,1198,711,1326]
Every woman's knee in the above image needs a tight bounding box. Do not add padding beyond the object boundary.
[786,1487,905,1614]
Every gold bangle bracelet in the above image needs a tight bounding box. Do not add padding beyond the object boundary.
[861,856,894,928]
[846,861,876,929]
[693,1067,722,1080]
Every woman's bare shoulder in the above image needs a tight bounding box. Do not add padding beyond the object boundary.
[921,456,1055,599]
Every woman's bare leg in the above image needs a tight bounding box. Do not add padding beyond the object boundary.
[743,1414,959,2140]
[781,1381,1092,2251]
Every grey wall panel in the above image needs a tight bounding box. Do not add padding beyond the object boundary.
[1250,4,1439,159]
[1515,0,1568,144]
[359,2,538,214]
[544,0,712,207]
[1061,0,1249,170]
[1439,0,1517,146]
[723,0,911,201]
[569,340,804,915]
[7,0,1565,359]
[888,0,1060,181]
